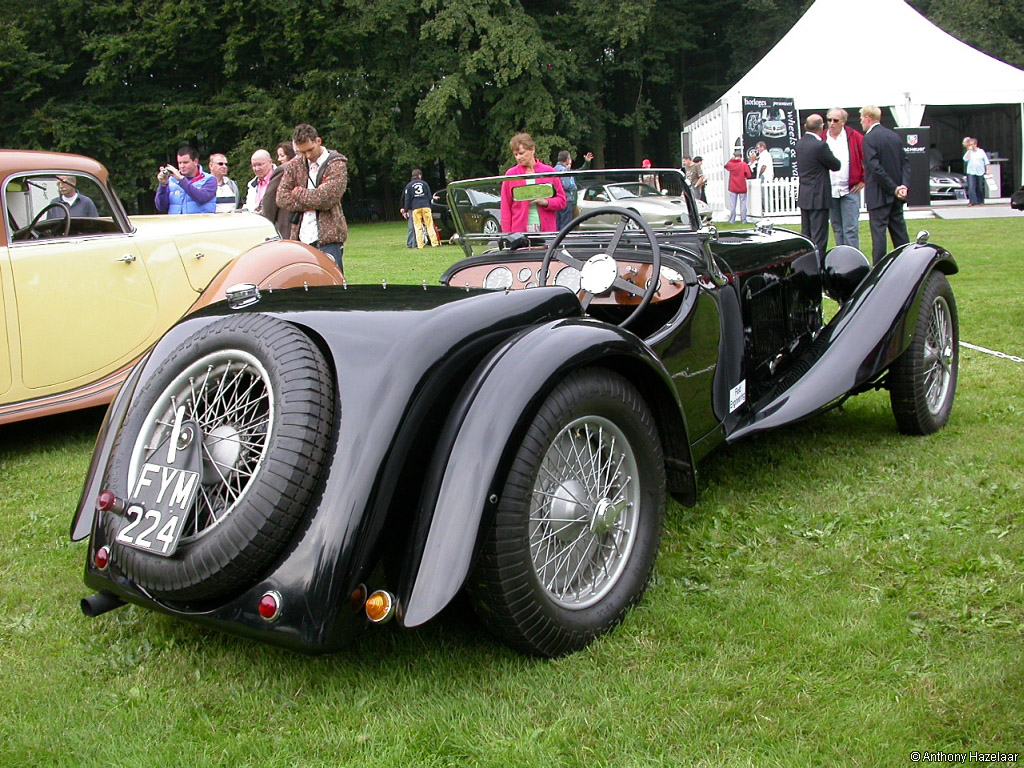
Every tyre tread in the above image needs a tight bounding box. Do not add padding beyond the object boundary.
[889,272,958,435]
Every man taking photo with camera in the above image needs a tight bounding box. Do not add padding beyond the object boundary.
[154,145,217,215]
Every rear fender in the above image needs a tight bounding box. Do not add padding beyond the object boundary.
[75,286,586,652]
[398,318,694,628]
[189,239,344,313]
[729,243,957,441]
[70,351,151,541]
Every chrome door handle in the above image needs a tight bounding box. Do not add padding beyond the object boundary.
[194,252,205,260]
[116,254,137,263]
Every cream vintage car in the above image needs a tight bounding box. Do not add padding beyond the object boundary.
[0,150,344,425]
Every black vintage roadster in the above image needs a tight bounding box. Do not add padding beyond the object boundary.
[72,168,959,657]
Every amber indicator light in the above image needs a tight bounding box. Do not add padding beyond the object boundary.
[365,591,395,624]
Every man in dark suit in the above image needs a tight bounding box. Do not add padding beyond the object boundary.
[795,114,841,261]
[860,105,910,264]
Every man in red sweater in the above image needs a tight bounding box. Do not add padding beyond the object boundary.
[825,108,865,249]
[724,149,753,223]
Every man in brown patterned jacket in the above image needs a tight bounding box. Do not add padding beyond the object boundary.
[275,123,348,271]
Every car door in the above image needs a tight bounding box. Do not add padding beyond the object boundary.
[450,188,480,232]
[0,262,10,398]
[5,172,156,392]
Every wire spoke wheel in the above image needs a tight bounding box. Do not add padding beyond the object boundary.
[921,295,954,415]
[530,416,640,609]
[468,368,665,657]
[129,350,274,543]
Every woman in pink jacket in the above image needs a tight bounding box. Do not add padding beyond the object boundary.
[500,133,566,233]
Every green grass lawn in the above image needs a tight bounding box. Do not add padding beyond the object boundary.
[1,219,1021,767]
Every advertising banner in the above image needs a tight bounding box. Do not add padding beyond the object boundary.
[895,126,931,206]
[742,96,799,178]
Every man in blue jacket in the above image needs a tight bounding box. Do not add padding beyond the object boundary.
[401,169,439,248]
[554,150,593,229]
[155,145,217,214]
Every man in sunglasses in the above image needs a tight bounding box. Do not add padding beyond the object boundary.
[209,153,240,212]
[824,108,865,249]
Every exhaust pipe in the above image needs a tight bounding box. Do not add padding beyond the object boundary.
[81,590,125,618]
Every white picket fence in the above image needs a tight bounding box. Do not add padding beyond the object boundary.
[742,178,865,217]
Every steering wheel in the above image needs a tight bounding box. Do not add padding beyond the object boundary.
[14,201,72,240]
[539,206,661,330]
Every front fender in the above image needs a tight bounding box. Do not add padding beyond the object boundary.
[399,317,694,628]
[729,242,957,441]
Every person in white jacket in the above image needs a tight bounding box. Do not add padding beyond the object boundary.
[243,149,276,212]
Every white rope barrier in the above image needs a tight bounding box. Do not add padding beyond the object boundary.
[960,341,1024,364]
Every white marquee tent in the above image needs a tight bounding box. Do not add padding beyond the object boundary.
[684,0,1024,210]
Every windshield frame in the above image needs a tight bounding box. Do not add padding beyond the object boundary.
[445,168,700,259]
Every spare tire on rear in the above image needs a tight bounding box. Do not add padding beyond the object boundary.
[103,313,335,601]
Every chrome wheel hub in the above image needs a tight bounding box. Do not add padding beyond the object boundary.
[590,497,627,535]
[203,424,244,483]
[549,480,589,543]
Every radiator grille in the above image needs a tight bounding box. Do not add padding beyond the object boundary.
[746,276,789,363]
[741,268,823,402]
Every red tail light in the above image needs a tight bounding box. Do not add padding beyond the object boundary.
[258,591,281,621]
[96,491,125,515]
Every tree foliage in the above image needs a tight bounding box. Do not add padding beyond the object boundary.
[910,0,1024,69]
[1,0,1019,213]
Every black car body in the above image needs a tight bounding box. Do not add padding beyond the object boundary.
[72,169,959,657]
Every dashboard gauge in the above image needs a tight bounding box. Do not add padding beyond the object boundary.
[518,267,533,283]
[483,266,514,290]
[554,266,582,293]
[659,266,684,283]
